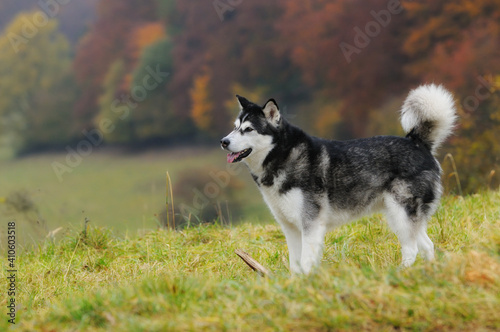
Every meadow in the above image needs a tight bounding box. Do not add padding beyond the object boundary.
[1,187,499,331]
[0,148,268,246]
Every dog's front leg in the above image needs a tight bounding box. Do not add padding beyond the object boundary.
[300,223,327,274]
[280,222,302,274]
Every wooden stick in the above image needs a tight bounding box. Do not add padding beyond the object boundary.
[235,249,271,277]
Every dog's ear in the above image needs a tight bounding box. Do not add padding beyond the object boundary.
[236,95,251,111]
[262,98,280,126]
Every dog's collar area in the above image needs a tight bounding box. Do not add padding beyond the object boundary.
[227,148,252,163]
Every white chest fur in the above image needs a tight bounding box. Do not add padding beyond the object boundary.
[260,185,305,228]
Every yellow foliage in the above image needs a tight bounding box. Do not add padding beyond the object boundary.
[314,101,342,138]
[190,69,214,131]
[0,11,71,144]
[0,11,70,109]
[491,75,500,122]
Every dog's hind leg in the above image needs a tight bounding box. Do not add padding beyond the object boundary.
[383,194,419,267]
[280,222,303,274]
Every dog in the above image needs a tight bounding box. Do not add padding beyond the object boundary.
[221,84,456,274]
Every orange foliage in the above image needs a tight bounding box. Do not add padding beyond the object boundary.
[279,0,409,137]
[120,22,166,91]
[66,0,499,191]
[129,22,166,64]
[72,0,158,129]
[403,0,500,92]
[190,68,214,132]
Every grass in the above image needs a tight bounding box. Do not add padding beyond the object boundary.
[0,148,269,245]
[1,190,499,331]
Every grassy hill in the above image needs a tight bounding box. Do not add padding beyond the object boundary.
[2,191,499,331]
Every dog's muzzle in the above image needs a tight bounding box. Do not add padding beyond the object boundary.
[220,137,252,163]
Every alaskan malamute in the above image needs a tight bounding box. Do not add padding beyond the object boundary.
[221,84,456,274]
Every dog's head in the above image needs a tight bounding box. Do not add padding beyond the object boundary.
[221,95,281,164]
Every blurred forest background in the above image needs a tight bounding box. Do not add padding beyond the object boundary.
[0,0,499,235]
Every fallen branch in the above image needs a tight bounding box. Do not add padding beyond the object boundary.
[235,249,271,277]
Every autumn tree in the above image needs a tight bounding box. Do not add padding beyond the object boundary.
[73,0,158,131]
[94,22,169,144]
[444,77,500,193]
[403,0,500,93]
[403,0,500,192]
[95,59,131,143]
[167,0,219,125]
[190,67,215,134]
[170,0,295,136]
[278,0,409,138]
[128,38,193,143]
[0,12,76,154]
[1,0,498,193]
[129,23,166,64]
[95,33,193,145]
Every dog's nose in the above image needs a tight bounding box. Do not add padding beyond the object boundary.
[221,138,230,148]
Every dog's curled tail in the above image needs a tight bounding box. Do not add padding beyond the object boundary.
[400,84,457,155]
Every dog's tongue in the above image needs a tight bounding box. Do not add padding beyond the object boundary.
[227,151,240,163]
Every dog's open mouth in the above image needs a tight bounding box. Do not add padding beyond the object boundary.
[227,148,252,163]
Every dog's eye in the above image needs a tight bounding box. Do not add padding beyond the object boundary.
[244,127,254,133]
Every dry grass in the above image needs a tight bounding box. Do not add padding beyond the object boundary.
[1,190,499,331]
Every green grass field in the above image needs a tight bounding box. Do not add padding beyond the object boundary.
[1,190,499,331]
[0,148,269,246]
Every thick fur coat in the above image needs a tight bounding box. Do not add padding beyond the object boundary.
[221,84,456,274]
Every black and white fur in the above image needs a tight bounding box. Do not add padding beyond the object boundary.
[221,84,456,274]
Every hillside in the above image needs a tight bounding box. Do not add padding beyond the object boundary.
[2,191,499,331]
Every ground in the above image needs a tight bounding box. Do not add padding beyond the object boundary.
[1,191,499,331]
